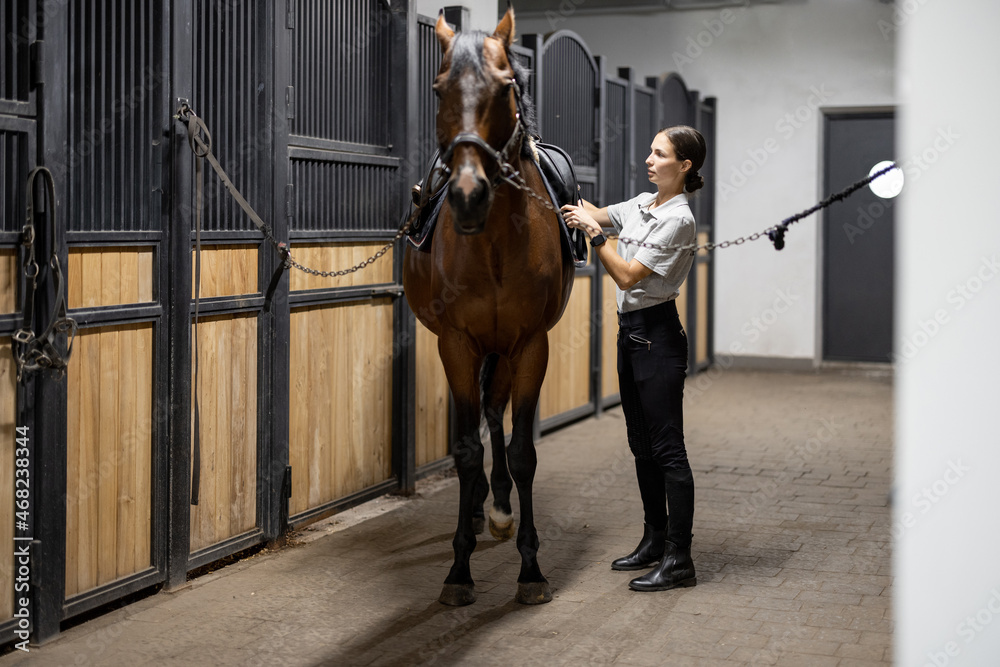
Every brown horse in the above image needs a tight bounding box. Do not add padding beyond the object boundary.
[403,7,574,606]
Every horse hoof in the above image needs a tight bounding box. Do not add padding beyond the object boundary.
[439,584,477,606]
[473,517,486,535]
[515,581,552,605]
[489,508,515,541]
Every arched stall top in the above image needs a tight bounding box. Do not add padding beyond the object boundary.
[660,72,699,129]
[538,30,601,205]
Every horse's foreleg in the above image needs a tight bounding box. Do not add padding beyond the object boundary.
[507,332,552,605]
[482,353,514,541]
[438,335,486,606]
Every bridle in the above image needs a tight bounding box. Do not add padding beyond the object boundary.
[437,78,527,188]
[431,71,568,221]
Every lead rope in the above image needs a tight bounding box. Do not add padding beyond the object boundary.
[186,112,211,506]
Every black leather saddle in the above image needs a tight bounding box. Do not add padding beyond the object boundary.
[406,142,589,268]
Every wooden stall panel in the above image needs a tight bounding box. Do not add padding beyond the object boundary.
[696,262,710,365]
[601,273,619,400]
[67,248,154,309]
[190,244,258,299]
[65,324,153,598]
[0,339,15,620]
[676,280,689,333]
[289,299,394,516]
[696,232,711,365]
[189,314,258,553]
[540,275,592,421]
[288,244,394,292]
[0,249,17,314]
[415,323,449,467]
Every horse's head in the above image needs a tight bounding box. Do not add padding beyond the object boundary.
[434,7,523,235]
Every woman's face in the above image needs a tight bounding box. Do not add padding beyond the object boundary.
[645,133,690,189]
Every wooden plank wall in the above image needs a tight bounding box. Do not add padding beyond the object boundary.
[188,244,260,553]
[676,280,689,332]
[415,322,449,467]
[601,272,619,400]
[540,275,592,421]
[191,245,257,299]
[288,244,394,291]
[288,298,394,516]
[696,233,710,365]
[189,313,259,552]
[0,249,17,314]
[0,338,16,620]
[65,323,153,598]
[68,247,154,308]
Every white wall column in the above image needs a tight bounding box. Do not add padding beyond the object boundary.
[895,0,1000,664]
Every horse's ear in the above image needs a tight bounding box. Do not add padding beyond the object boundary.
[492,4,515,48]
[435,11,455,53]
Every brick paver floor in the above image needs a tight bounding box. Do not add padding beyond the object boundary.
[1,369,893,666]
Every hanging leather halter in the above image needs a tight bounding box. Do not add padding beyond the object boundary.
[11,167,77,382]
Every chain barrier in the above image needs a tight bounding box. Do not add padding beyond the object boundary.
[175,102,898,276]
[174,103,431,279]
[503,160,900,255]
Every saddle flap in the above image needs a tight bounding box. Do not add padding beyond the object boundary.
[535,142,580,209]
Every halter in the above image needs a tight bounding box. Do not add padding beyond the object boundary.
[438,79,526,186]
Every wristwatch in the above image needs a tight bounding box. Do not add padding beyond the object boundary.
[590,233,607,247]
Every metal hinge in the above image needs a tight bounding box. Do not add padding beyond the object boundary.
[29,40,43,88]
[284,466,292,499]
[594,85,601,108]
[285,184,295,219]
[286,86,295,120]
[152,139,164,207]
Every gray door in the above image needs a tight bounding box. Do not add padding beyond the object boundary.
[822,112,895,362]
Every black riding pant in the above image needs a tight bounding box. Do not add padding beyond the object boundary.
[618,299,689,469]
[618,299,695,547]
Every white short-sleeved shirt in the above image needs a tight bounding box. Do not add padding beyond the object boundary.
[606,192,696,313]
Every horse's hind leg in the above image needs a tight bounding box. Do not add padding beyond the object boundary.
[507,332,552,605]
[437,335,486,606]
[482,353,515,541]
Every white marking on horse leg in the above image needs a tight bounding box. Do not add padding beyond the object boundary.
[489,506,515,540]
[490,506,513,527]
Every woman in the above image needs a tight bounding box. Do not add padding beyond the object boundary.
[561,125,706,592]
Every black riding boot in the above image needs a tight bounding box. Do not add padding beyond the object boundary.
[612,459,668,571]
[611,523,666,571]
[628,540,696,591]
[629,468,696,591]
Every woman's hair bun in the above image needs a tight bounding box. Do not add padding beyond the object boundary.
[685,170,704,193]
[659,125,707,194]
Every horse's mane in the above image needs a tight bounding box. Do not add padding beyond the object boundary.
[448,31,539,160]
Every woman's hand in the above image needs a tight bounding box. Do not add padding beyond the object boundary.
[561,203,603,239]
